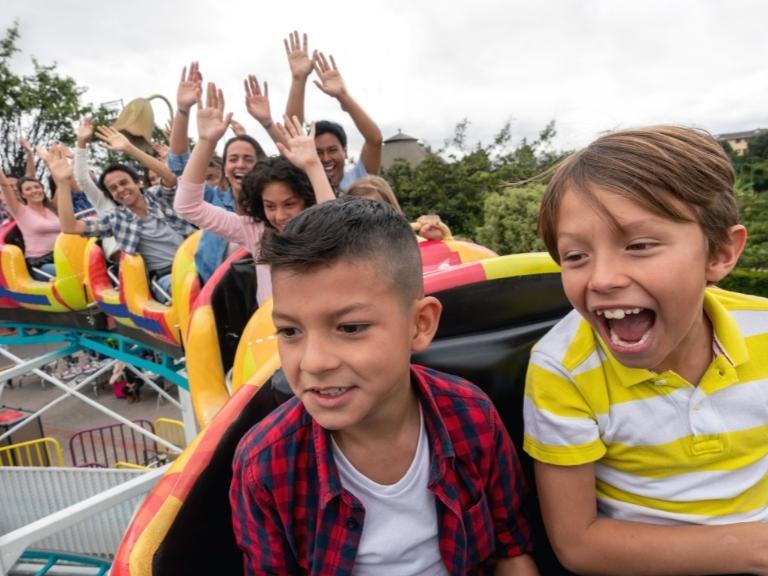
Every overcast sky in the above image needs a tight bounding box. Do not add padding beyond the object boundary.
[3,0,767,158]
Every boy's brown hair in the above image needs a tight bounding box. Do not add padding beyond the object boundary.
[538,125,740,262]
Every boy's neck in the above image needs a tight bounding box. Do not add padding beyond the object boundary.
[332,385,421,485]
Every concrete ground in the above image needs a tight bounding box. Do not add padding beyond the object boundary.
[0,341,183,466]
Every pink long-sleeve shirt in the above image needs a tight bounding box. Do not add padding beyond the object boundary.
[174,178,272,305]
[9,203,60,258]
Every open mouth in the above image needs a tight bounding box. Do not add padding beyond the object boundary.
[230,171,247,184]
[595,307,656,350]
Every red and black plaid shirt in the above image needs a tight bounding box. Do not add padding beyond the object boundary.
[230,364,533,575]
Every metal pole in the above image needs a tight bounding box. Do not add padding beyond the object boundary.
[0,349,181,454]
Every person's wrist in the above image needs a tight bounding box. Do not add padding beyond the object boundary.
[260,119,274,130]
[177,107,190,117]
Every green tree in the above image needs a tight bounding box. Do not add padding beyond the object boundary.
[0,22,114,178]
[736,184,768,270]
[476,183,546,254]
[381,120,565,240]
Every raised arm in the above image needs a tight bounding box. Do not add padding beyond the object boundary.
[96,126,177,188]
[536,461,768,574]
[313,52,383,175]
[244,74,286,147]
[0,166,21,216]
[283,31,315,124]
[276,116,335,204]
[169,62,202,156]
[181,82,231,185]
[74,117,115,213]
[20,137,36,178]
[38,146,85,235]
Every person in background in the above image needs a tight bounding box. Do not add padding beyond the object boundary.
[284,31,383,194]
[0,166,60,280]
[174,82,335,305]
[347,175,453,241]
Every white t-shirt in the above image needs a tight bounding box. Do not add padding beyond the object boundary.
[331,407,449,576]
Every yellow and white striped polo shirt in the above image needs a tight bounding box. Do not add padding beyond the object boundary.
[524,288,768,525]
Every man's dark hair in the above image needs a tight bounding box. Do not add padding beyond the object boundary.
[260,197,423,304]
[223,135,267,165]
[239,156,316,227]
[98,164,142,203]
[314,120,347,149]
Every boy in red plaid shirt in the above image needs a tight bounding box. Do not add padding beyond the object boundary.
[230,197,537,575]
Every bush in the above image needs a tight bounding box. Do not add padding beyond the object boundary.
[475,183,546,255]
[718,269,768,298]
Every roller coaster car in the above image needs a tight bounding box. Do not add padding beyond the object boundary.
[113,251,576,576]
[83,232,200,351]
[0,221,90,312]
[183,247,256,427]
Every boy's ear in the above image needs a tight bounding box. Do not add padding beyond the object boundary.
[410,296,442,353]
[706,224,747,283]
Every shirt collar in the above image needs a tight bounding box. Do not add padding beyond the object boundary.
[596,288,748,388]
[312,365,455,507]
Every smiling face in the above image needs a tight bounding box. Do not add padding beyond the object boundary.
[272,259,433,436]
[315,132,347,187]
[261,182,306,231]
[556,185,740,382]
[103,170,143,208]
[224,141,258,197]
[20,179,45,205]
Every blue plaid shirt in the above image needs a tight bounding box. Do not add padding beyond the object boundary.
[81,185,197,256]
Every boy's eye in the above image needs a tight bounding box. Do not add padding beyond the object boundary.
[275,326,300,338]
[627,242,656,251]
[561,251,587,264]
[338,324,369,335]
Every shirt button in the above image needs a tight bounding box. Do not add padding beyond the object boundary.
[654,379,667,386]
[346,518,359,530]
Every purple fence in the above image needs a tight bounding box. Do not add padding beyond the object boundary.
[68,420,157,468]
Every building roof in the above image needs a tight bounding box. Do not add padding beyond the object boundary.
[717,128,765,141]
[384,130,418,143]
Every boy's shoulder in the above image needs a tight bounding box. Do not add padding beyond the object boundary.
[411,364,504,443]
[412,363,495,408]
[233,394,311,469]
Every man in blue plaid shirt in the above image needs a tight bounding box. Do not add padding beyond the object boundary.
[57,162,196,301]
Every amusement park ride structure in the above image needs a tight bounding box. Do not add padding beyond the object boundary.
[0,212,573,574]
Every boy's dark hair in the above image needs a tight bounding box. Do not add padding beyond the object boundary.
[98,164,142,203]
[314,120,347,149]
[259,196,423,304]
[539,125,740,261]
[222,135,267,166]
[239,156,316,227]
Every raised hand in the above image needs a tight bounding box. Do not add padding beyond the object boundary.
[244,75,272,127]
[230,118,246,136]
[313,52,347,100]
[177,61,203,113]
[276,116,320,172]
[37,145,73,184]
[284,31,315,80]
[196,82,232,143]
[77,117,94,145]
[20,136,34,155]
[151,141,169,160]
[95,126,132,153]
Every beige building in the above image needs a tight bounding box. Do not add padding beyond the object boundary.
[717,128,765,156]
[381,130,429,169]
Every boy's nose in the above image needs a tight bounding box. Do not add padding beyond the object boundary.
[588,255,630,293]
[299,334,339,375]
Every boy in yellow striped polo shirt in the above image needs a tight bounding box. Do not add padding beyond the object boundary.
[523,125,768,574]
